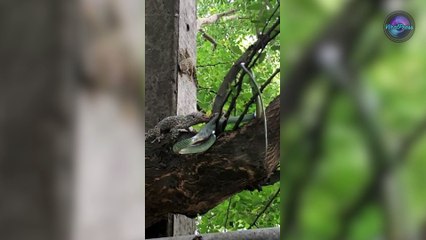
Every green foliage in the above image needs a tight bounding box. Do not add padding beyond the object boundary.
[195,0,280,233]
[197,183,280,233]
[282,0,426,239]
[197,0,280,114]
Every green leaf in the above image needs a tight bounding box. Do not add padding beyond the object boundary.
[230,45,242,55]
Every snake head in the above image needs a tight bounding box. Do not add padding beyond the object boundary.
[190,113,219,144]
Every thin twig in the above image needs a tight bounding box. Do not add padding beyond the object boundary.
[222,73,245,127]
[222,26,280,127]
[248,19,280,69]
[223,196,233,230]
[260,2,280,35]
[197,9,238,30]
[212,16,280,116]
[198,61,234,68]
[248,188,280,229]
[199,29,218,50]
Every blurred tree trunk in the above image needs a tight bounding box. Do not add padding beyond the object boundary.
[0,1,145,240]
[0,1,76,240]
[73,0,145,239]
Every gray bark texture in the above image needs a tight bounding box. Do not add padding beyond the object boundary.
[146,0,197,237]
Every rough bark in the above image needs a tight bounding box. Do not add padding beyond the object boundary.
[145,0,179,236]
[173,0,199,236]
[146,96,280,227]
[146,0,198,236]
[145,0,178,130]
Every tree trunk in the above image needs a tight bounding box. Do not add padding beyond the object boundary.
[146,0,198,237]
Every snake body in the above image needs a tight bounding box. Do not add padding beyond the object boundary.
[173,62,266,155]
[173,132,217,154]
[173,114,255,154]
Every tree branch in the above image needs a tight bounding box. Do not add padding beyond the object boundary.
[398,113,426,160]
[145,97,280,227]
[233,68,280,130]
[281,0,381,125]
[199,29,218,50]
[281,84,336,236]
[213,18,279,115]
[197,9,241,50]
[197,9,238,30]
[248,188,280,229]
[278,0,385,238]
[198,61,234,68]
[260,170,280,186]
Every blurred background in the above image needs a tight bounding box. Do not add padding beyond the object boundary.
[0,0,145,240]
[281,0,426,239]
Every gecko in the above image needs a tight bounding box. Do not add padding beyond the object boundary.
[146,112,209,143]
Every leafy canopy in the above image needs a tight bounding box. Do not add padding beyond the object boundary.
[195,0,280,233]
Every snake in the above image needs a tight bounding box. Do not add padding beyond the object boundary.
[173,62,266,155]
[172,114,255,154]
